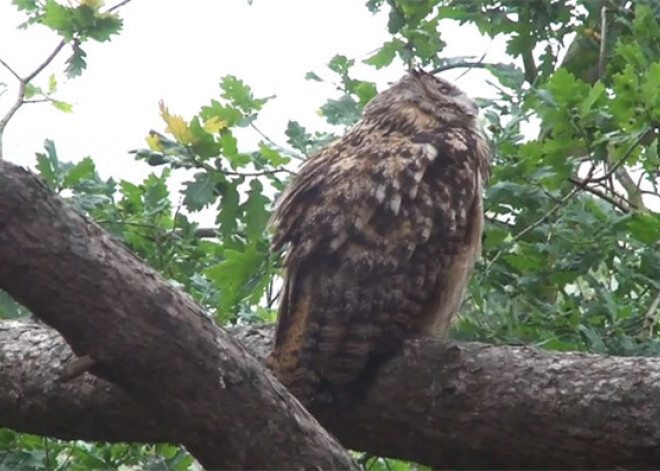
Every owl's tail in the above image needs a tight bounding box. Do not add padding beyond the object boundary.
[266,272,324,406]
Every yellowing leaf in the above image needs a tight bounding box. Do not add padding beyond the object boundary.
[146,133,164,151]
[159,100,194,145]
[51,100,73,113]
[203,116,228,134]
[48,74,57,93]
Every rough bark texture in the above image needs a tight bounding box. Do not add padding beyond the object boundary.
[0,161,357,471]
[0,319,167,443]
[4,320,660,470]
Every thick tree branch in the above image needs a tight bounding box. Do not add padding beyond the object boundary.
[4,320,660,470]
[0,160,356,470]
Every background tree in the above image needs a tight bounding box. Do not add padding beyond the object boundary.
[1,0,660,470]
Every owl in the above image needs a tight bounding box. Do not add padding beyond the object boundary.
[267,70,491,405]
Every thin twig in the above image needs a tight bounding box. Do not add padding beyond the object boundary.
[585,129,654,184]
[0,81,26,160]
[598,6,608,80]
[0,57,21,81]
[481,186,581,279]
[57,354,97,382]
[250,122,303,161]
[194,227,218,238]
[643,289,660,337]
[23,98,52,104]
[220,167,294,177]
[25,40,66,83]
[569,177,632,213]
[455,48,489,81]
[430,61,492,75]
[106,0,133,13]
[0,40,67,160]
[0,0,133,159]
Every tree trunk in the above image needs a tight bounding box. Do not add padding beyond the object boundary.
[0,160,356,471]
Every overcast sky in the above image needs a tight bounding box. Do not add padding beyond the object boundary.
[0,0,502,182]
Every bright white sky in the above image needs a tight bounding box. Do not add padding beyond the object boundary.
[1,0,503,185]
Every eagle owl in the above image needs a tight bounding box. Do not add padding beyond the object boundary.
[268,70,491,405]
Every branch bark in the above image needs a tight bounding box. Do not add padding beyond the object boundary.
[0,160,356,471]
[4,320,660,470]
[3,160,660,470]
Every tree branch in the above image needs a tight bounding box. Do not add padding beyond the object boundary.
[4,319,660,470]
[0,160,356,471]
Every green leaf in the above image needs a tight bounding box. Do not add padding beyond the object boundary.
[320,94,361,126]
[627,213,660,244]
[41,0,74,38]
[182,172,220,211]
[143,171,171,213]
[354,81,378,107]
[47,74,57,93]
[304,71,323,81]
[0,289,29,319]
[258,142,289,166]
[220,75,270,113]
[84,11,123,42]
[363,39,403,68]
[487,63,525,89]
[579,81,606,118]
[52,100,73,112]
[242,179,271,240]
[65,42,87,78]
[205,243,265,313]
[220,132,238,159]
[23,83,42,99]
[12,0,40,12]
[189,117,220,158]
[327,55,354,75]
[35,139,60,189]
[63,157,96,187]
[201,100,243,128]
[285,120,313,154]
[366,0,385,13]
[216,180,240,236]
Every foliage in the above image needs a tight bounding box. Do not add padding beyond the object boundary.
[2,0,660,470]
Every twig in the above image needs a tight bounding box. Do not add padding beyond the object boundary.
[25,40,66,83]
[0,0,133,160]
[430,61,492,75]
[220,167,294,177]
[569,177,632,213]
[250,122,304,161]
[0,57,21,81]
[0,40,67,160]
[194,227,218,238]
[585,129,654,184]
[23,98,52,104]
[519,8,538,84]
[481,186,581,279]
[106,0,133,13]
[0,81,26,160]
[598,6,608,80]
[643,289,660,337]
[455,48,489,81]
[57,354,96,382]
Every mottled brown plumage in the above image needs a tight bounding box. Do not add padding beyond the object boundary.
[268,70,491,405]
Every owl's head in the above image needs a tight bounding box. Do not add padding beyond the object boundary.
[363,70,479,128]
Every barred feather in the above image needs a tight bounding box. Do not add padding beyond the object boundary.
[268,70,491,405]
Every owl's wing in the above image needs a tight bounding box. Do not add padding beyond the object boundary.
[269,130,480,403]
